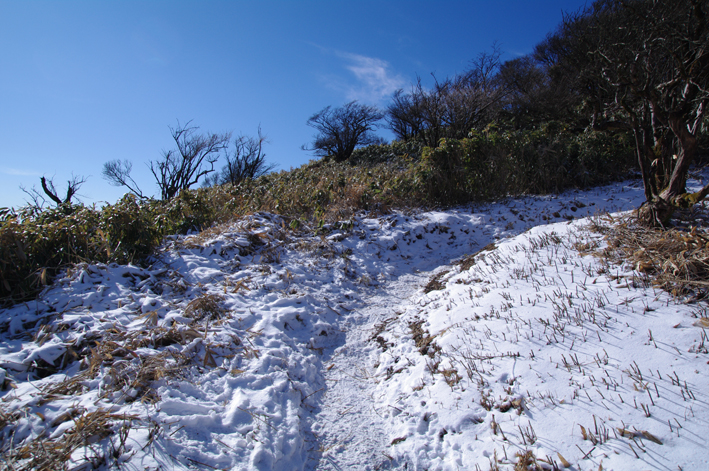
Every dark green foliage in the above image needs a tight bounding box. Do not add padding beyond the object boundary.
[348,140,424,165]
[0,189,242,305]
[415,124,635,205]
[99,195,165,263]
[1,204,102,304]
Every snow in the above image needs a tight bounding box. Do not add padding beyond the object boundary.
[1,174,708,470]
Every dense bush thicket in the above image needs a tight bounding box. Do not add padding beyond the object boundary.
[348,139,425,165]
[417,124,634,205]
[0,125,635,305]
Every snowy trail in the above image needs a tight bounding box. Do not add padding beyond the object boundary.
[303,180,648,469]
[308,271,429,470]
[8,174,709,470]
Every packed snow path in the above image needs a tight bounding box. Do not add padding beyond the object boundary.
[305,181,649,469]
[307,272,430,470]
[2,174,708,470]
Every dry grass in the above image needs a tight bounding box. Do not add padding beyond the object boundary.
[423,270,449,293]
[513,450,540,471]
[423,243,498,293]
[41,320,204,402]
[44,342,189,404]
[458,243,497,272]
[2,305,218,469]
[185,293,227,321]
[597,216,709,300]
[408,319,441,358]
[0,409,20,431]
[296,235,341,259]
[179,222,234,249]
[2,409,130,471]
[104,350,189,403]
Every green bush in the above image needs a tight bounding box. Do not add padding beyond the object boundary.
[99,195,163,263]
[0,189,237,304]
[1,204,102,303]
[414,124,635,205]
[349,140,424,165]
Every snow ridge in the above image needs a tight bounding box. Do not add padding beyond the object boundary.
[2,176,707,470]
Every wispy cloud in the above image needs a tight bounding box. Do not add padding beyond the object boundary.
[312,44,406,104]
[337,52,406,103]
[1,167,42,177]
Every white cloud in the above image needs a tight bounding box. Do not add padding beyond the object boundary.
[1,167,42,177]
[311,44,406,104]
[337,52,406,103]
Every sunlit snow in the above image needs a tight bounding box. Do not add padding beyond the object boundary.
[1,173,708,470]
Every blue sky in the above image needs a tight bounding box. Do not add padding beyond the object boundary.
[0,0,588,209]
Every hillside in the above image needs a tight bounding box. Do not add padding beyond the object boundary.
[2,171,708,470]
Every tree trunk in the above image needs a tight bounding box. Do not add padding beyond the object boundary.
[633,127,655,202]
[650,103,673,192]
[661,114,698,201]
[637,115,702,227]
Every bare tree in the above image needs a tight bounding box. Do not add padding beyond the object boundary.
[304,101,385,162]
[205,127,275,186]
[387,77,448,147]
[21,175,86,211]
[387,88,425,142]
[150,120,231,200]
[496,55,581,129]
[102,159,145,199]
[445,46,507,131]
[386,46,508,147]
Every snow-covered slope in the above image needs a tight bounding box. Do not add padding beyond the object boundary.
[372,219,709,470]
[1,175,707,470]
